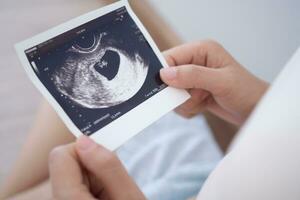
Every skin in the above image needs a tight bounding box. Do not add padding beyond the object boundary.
[0,0,183,199]
[161,40,268,125]
[5,40,268,199]
[0,101,75,200]
[47,40,268,199]
[49,136,145,200]
[1,1,239,198]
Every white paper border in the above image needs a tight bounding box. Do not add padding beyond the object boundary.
[15,0,190,150]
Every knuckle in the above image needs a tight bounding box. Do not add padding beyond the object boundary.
[201,39,223,49]
[163,52,175,66]
[196,39,225,57]
[163,47,179,66]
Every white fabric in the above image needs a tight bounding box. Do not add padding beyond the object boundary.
[117,112,222,200]
[197,47,300,200]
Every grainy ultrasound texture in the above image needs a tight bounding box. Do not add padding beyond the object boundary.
[53,32,149,109]
[24,6,167,134]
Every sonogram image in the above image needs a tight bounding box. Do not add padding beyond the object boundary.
[52,32,149,109]
[25,6,166,135]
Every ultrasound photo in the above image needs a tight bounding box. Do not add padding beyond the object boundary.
[53,31,149,109]
[24,6,167,135]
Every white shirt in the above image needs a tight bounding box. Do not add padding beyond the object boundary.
[197,47,300,200]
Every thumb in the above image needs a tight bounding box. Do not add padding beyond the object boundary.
[75,136,145,200]
[160,65,225,94]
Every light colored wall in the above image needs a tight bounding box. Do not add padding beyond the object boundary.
[1,0,299,184]
[150,0,300,82]
[0,0,105,184]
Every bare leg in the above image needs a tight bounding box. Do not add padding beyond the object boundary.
[0,1,182,199]
[0,1,236,199]
[0,101,75,199]
[128,0,182,50]
[6,181,51,200]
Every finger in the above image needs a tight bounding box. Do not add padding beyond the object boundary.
[175,104,205,118]
[75,136,146,200]
[49,144,94,200]
[175,89,209,117]
[160,64,225,94]
[164,40,228,67]
[164,42,203,66]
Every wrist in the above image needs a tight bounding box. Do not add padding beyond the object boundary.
[242,78,269,123]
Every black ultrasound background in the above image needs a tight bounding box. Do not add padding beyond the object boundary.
[25,7,166,135]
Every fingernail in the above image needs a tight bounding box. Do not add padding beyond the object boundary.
[76,135,96,151]
[160,68,177,80]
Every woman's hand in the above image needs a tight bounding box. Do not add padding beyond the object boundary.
[160,40,268,125]
[49,136,145,200]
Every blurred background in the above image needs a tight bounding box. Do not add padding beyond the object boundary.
[0,0,299,183]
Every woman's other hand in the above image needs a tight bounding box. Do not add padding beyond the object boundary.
[160,40,268,125]
[49,136,145,200]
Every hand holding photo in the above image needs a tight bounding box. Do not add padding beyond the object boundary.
[15,0,190,150]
